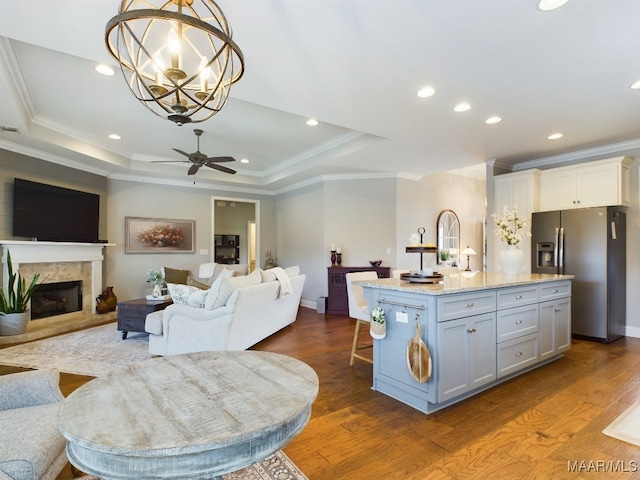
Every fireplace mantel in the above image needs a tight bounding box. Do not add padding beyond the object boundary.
[0,240,115,314]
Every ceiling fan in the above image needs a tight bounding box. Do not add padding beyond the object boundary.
[153,129,236,176]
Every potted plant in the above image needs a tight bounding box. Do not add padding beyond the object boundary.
[0,250,41,335]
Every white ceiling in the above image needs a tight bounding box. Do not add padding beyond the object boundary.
[0,0,639,193]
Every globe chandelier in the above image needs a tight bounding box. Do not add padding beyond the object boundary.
[105,0,244,125]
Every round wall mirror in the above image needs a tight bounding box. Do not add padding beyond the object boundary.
[437,210,460,266]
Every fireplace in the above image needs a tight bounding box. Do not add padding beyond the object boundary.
[31,280,82,320]
[1,241,109,320]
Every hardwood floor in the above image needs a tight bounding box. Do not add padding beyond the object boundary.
[2,308,640,479]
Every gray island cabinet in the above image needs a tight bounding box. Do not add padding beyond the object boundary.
[360,273,573,414]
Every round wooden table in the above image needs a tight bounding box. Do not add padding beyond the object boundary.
[58,351,318,480]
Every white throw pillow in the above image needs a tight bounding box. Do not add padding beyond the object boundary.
[204,268,235,309]
[211,268,261,309]
[259,268,277,283]
[284,265,300,277]
[167,283,206,307]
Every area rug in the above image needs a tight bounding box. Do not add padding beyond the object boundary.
[0,323,151,376]
[603,397,640,447]
[76,450,307,480]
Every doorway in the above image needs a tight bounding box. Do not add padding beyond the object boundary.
[211,197,259,271]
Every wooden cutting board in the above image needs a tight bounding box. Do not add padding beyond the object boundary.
[406,323,432,383]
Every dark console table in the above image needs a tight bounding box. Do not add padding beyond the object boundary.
[326,266,391,315]
[117,298,173,340]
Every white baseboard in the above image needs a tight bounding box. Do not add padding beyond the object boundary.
[625,325,640,339]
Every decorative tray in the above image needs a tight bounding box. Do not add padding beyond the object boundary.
[405,246,438,253]
[400,273,443,284]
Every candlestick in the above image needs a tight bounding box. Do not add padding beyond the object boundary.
[336,252,342,266]
[331,250,337,268]
[336,247,341,254]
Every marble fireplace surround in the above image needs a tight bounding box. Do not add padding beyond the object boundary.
[0,241,111,320]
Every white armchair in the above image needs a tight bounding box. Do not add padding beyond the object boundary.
[0,369,67,480]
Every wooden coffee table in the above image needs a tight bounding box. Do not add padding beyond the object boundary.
[117,298,172,339]
[58,351,319,480]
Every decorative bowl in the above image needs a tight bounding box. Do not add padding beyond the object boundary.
[369,260,382,267]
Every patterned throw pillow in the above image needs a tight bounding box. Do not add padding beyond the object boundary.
[167,283,207,308]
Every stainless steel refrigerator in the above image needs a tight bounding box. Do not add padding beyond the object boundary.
[531,207,626,342]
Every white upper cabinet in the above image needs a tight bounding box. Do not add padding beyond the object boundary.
[493,169,540,273]
[539,156,632,212]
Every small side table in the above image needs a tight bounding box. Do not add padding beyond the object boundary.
[117,298,172,340]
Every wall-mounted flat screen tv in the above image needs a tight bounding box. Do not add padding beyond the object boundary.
[12,178,100,243]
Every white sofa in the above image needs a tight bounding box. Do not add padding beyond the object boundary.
[145,268,305,355]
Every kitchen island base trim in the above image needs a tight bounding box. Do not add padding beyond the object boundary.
[373,353,565,415]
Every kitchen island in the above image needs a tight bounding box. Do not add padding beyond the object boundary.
[359,272,573,414]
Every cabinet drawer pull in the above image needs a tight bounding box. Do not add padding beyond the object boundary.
[555,308,562,313]
[515,320,523,325]
[465,303,474,308]
[515,352,523,357]
[552,289,559,293]
[467,327,477,333]
[515,295,523,300]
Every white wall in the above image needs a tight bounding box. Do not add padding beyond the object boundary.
[397,173,487,273]
[277,174,486,305]
[106,179,275,301]
[276,183,325,305]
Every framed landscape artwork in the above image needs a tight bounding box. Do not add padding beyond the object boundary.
[125,217,195,254]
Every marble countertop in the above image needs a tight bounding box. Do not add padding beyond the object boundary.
[357,272,574,296]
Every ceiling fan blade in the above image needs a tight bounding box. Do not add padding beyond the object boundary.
[205,156,236,163]
[205,163,237,175]
[150,160,190,164]
[187,164,201,175]
[173,148,191,158]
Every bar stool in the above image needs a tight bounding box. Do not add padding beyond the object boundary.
[345,271,378,366]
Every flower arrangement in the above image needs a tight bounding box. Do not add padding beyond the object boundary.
[146,269,165,286]
[370,305,386,339]
[492,206,532,245]
[137,224,185,247]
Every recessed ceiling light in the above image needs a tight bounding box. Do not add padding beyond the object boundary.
[240,158,250,164]
[95,64,115,76]
[548,132,564,140]
[108,133,121,140]
[417,86,435,98]
[306,119,318,126]
[537,0,569,11]
[485,116,502,125]
[454,103,471,112]
[630,80,640,90]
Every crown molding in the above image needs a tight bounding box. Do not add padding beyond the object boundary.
[512,138,640,171]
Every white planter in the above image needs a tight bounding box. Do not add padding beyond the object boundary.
[499,245,524,275]
[0,311,30,336]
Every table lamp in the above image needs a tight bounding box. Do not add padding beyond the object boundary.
[461,246,477,271]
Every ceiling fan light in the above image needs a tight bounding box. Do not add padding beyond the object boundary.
[105,0,244,125]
